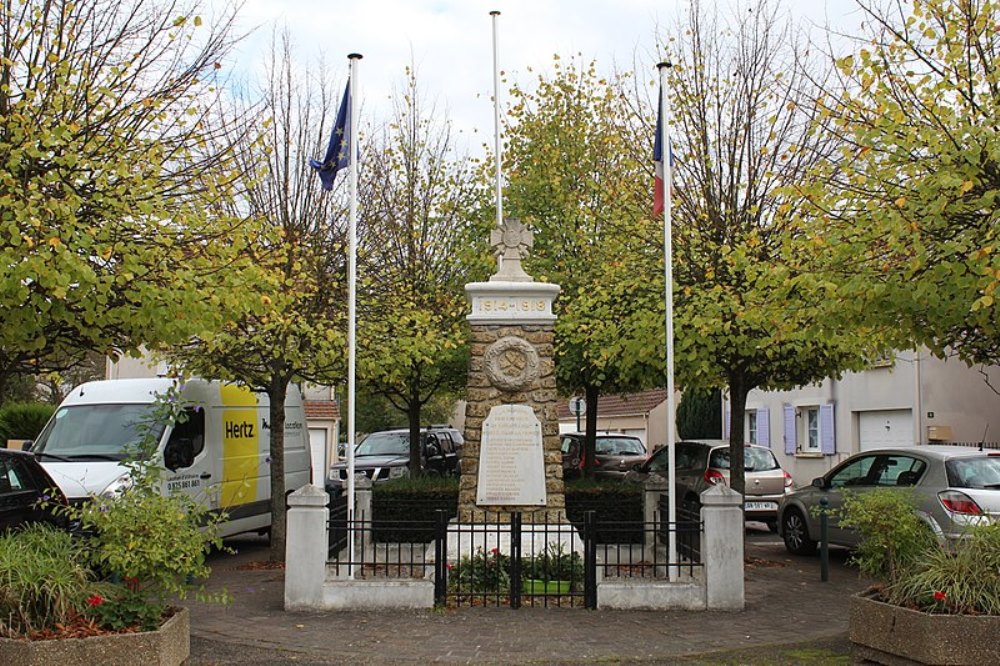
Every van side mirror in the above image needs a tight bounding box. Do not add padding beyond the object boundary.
[164,439,195,471]
[811,477,829,489]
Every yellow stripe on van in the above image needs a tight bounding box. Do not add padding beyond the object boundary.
[220,385,260,509]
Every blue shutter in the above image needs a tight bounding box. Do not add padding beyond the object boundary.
[757,407,770,448]
[820,404,836,455]
[783,405,796,455]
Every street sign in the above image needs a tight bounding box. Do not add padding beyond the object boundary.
[569,397,586,416]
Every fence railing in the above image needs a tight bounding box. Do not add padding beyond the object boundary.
[326,508,704,609]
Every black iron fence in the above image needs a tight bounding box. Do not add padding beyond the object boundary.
[326,508,703,609]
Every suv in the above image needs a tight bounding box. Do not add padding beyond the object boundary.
[560,433,647,480]
[1,448,70,532]
[327,427,461,494]
[629,440,793,531]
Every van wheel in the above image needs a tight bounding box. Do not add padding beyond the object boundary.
[781,508,816,555]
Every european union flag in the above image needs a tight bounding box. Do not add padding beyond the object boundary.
[310,81,351,191]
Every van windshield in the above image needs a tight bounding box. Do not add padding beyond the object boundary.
[32,404,164,460]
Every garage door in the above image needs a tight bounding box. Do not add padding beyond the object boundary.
[859,410,913,451]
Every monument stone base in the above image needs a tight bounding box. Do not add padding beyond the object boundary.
[444,519,583,561]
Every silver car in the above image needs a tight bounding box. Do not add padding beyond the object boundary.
[779,445,1000,555]
[631,440,793,530]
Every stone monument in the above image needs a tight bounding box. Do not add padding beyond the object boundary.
[460,218,565,524]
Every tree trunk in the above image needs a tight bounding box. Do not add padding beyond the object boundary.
[267,378,288,563]
[407,396,422,476]
[727,373,749,498]
[582,384,600,479]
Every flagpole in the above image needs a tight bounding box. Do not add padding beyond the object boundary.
[346,52,362,579]
[490,9,503,270]
[658,61,678,582]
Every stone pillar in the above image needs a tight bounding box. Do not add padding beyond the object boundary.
[355,475,373,563]
[643,474,668,562]
[284,484,329,611]
[701,484,745,610]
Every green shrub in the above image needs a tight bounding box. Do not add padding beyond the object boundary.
[0,523,92,637]
[892,522,1000,615]
[838,488,937,594]
[839,488,1000,614]
[0,402,55,443]
[677,388,722,439]
[522,542,583,585]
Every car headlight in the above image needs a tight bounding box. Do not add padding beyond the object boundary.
[100,474,133,499]
[389,466,409,479]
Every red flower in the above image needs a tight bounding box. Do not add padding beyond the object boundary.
[490,548,499,555]
[933,590,947,602]
[86,594,104,607]
[447,563,455,571]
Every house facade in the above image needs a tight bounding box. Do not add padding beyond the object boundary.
[555,389,672,448]
[725,350,1000,486]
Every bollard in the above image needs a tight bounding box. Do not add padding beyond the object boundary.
[819,495,829,582]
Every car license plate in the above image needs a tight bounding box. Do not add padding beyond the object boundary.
[744,501,777,511]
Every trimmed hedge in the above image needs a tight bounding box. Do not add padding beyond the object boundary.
[0,402,55,444]
[368,476,643,544]
[371,476,459,542]
[564,479,643,543]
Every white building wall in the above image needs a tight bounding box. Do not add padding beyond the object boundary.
[736,350,1000,486]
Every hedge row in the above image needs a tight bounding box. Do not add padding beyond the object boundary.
[369,476,643,543]
[0,403,55,445]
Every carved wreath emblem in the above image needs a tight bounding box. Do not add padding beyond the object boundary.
[484,336,540,391]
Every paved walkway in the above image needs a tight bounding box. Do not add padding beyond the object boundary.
[186,529,865,665]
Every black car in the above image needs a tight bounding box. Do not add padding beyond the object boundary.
[0,448,69,532]
[327,427,461,494]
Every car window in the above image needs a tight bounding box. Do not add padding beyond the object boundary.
[875,455,925,486]
[675,444,702,470]
[355,432,409,456]
[560,437,576,454]
[946,455,1000,489]
[595,437,645,455]
[745,448,780,472]
[439,433,455,454]
[828,455,877,488]
[0,459,25,493]
[167,408,205,458]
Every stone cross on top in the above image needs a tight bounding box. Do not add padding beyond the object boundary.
[489,218,534,282]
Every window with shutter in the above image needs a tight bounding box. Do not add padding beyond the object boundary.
[820,404,836,455]
[757,407,770,448]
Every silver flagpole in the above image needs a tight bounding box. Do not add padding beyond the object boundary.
[346,52,362,579]
[491,9,503,268]
[658,61,678,582]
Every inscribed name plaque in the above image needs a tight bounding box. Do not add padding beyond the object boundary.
[476,404,546,506]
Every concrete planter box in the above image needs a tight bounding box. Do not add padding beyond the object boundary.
[0,606,189,666]
[850,594,1000,665]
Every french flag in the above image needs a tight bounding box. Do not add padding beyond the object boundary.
[653,86,671,216]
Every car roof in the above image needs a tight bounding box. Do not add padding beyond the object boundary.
[564,432,642,439]
[852,445,1000,460]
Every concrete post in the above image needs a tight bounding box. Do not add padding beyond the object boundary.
[355,475,373,563]
[643,474,668,563]
[701,484,744,610]
[284,484,330,611]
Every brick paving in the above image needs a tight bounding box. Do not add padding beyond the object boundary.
[187,529,865,665]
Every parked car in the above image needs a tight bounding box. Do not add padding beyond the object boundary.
[778,445,1000,555]
[627,440,793,531]
[560,433,647,480]
[327,426,461,494]
[0,448,70,532]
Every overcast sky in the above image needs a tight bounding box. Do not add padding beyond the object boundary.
[222,0,865,153]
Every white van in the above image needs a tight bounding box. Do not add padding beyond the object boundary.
[30,378,311,538]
